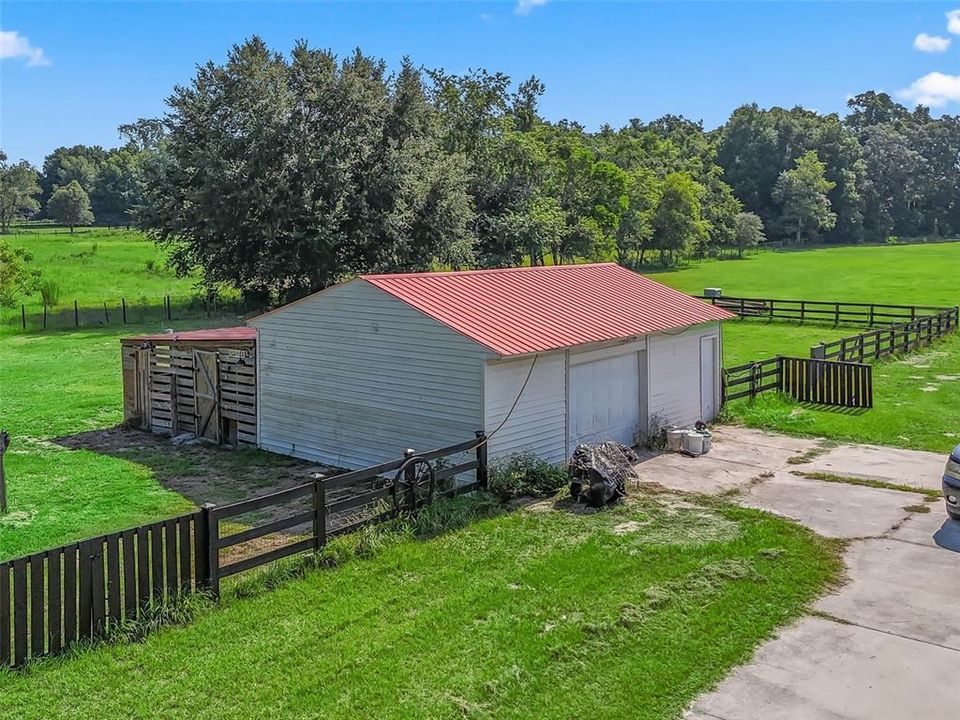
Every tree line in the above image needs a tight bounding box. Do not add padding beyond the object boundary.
[1,37,958,304]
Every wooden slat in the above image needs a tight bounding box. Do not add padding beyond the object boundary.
[90,541,106,636]
[12,558,27,666]
[121,530,136,618]
[62,544,77,645]
[150,523,164,600]
[106,534,122,627]
[164,520,178,597]
[178,517,192,592]
[136,528,150,607]
[29,553,45,657]
[47,550,61,654]
[0,562,10,666]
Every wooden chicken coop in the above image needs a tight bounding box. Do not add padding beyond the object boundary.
[121,327,257,446]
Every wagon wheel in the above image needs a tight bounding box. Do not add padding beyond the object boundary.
[392,457,435,513]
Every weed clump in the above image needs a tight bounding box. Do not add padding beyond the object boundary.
[488,453,568,501]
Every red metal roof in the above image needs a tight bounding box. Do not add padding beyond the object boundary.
[362,263,734,356]
[124,326,256,343]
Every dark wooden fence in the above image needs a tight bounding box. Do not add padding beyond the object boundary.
[812,307,959,362]
[781,357,873,409]
[0,512,208,669]
[723,356,873,409]
[698,295,956,328]
[0,434,487,669]
[722,356,783,402]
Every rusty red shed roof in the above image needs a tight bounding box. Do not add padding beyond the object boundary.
[362,263,734,356]
[123,326,256,344]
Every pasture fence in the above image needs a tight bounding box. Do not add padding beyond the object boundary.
[812,307,959,363]
[0,434,487,669]
[1,295,265,332]
[722,356,873,409]
[698,294,955,328]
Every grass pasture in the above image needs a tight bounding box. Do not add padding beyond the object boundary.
[0,323,309,561]
[652,241,960,308]
[7,226,198,305]
[0,494,839,720]
[653,241,960,453]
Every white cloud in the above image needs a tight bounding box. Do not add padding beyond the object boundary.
[515,0,548,16]
[0,30,51,67]
[898,71,960,107]
[914,32,951,52]
[479,12,493,22]
[948,9,960,34]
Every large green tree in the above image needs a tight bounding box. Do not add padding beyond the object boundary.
[732,211,766,257]
[46,180,94,232]
[140,39,474,301]
[0,152,42,233]
[772,151,836,244]
[651,172,706,265]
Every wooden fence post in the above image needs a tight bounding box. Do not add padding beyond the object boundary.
[312,481,326,552]
[195,504,218,598]
[475,431,488,491]
[121,298,127,324]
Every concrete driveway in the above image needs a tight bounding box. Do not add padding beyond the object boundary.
[634,426,960,720]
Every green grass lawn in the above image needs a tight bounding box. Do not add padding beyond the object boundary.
[0,494,839,720]
[648,241,960,452]
[7,226,197,305]
[0,325,195,559]
[720,319,855,366]
[0,321,289,561]
[723,332,960,453]
[651,241,960,307]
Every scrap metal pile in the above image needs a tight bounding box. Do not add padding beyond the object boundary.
[567,441,640,508]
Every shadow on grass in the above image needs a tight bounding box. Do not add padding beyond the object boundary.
[794,402,870,417]
[53,426,331,518]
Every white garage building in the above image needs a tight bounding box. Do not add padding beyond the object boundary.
[249,263,734,469]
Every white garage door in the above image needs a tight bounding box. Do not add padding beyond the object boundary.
[569,351,641,448]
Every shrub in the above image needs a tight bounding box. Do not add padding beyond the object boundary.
[38,278,62,308]
[488,452,568,500]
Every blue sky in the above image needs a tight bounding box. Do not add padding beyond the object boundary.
[2,1,959,166]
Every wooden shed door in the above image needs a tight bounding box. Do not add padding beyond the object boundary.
[194,349,220,443]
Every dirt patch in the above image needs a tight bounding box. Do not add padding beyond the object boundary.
[55,426,341,526]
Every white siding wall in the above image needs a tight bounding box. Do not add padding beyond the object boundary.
[647,322,721,428]
[252,280,493,469]
[483,352,567,464]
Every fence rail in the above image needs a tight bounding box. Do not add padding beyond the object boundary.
[813,307,959,362]
[723,356,873,409]
[699,294,955,328]
[0,434,487,669]
[1,295,264,332]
